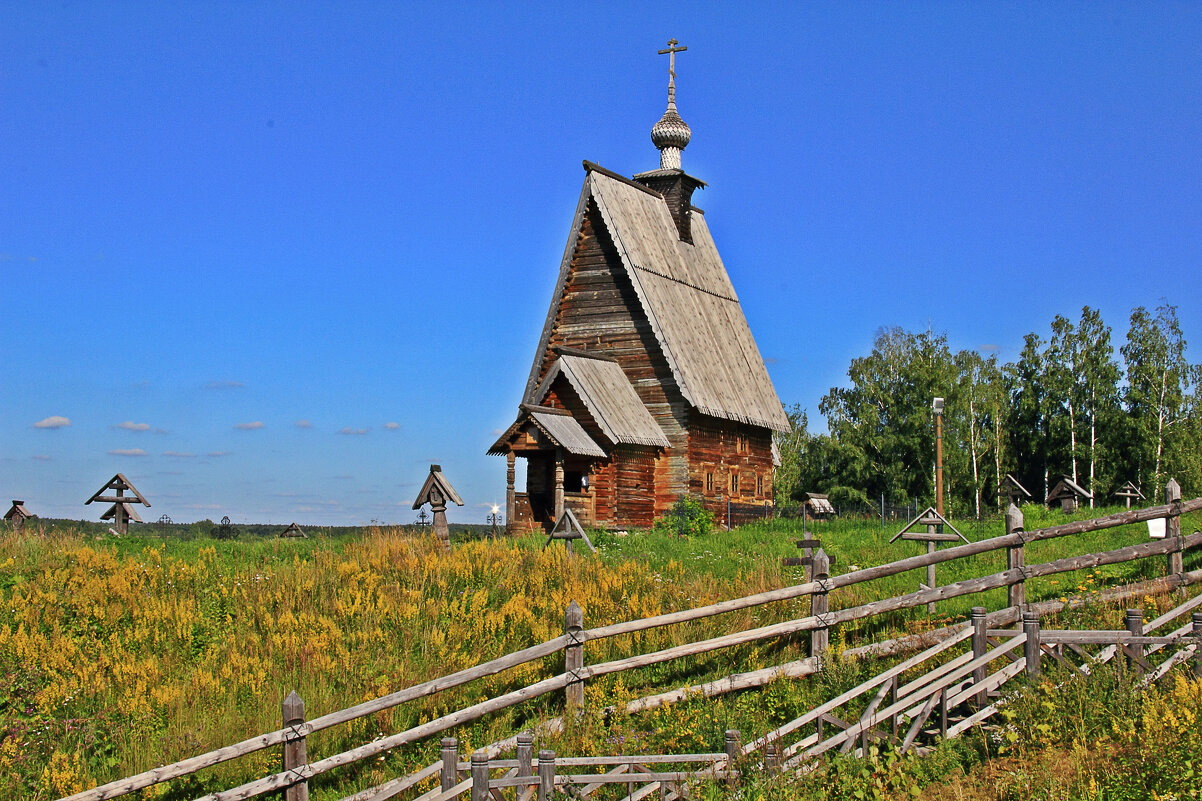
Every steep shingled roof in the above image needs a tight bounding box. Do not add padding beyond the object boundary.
[533,353,670,448]
[523,164,788,432]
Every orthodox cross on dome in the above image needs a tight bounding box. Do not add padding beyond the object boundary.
[651,38,692,170]
[658,38,687,106]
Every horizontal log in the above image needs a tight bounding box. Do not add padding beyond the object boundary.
[339,762,442,801]
[617,658,818,714]
[845,568,1202,660]
[553,754,725,766]
[1038,631,1186,645]
[899,532,962,542]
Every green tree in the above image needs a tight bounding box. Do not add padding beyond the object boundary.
[819,327,955,506]
[1121,303,1199,493]
[1007,333,1053,500]
[1075,306,1121,505]
[951,349,1006,518]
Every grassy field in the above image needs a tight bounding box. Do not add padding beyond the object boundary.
[2,503,1200,800]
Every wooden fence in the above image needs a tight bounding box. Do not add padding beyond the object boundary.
[60,483,1202,801]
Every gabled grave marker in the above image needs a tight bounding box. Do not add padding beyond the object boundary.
[412,464,463,550]
[543,508,595,555]
[85,473,150,535]
[890,506,968,613]
[279,522,307,539]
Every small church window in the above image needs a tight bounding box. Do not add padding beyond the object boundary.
[731,473,739,494]
[757,474,764,496]
[705,472,714,493]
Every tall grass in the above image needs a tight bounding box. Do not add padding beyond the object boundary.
[2,502,1199,799]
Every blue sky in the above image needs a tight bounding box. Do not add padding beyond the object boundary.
[3,3,1199,525]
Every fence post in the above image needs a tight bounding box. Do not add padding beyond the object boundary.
[1166,478,1183,580]
[565,600,585,714]
[471,752,489,801]
[810,549,830,663]
[1006,504,1025,609]
[282,691,309,801]
[724,730,741,788]
[1125,609,1144,673]
[971,607,988,707]
[764,742,780,776]
[1192,612,1202,679]
[516,733,534,789]
[537,750,556,801]
[441,738,459,793]
[1023,611,1041,678]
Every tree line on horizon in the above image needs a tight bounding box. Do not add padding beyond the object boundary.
[774,302,1202,517]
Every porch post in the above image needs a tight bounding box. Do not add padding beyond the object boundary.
[506,451,516,533]
[554,450,565,523]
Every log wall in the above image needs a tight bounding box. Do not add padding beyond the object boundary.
[687,418,775,512]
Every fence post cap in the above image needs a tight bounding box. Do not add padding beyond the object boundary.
[441,737,458,748]
[1005,504,1024,531]
[471,751,488,764]
[971,606,987,618]
[1022,611,1039,624]
[282,690,304,720]
[517,733,533,745]
[538,749,556,760]
[1126,608,1144,621]
[566,600,583,623]
[1166,477,1181,498]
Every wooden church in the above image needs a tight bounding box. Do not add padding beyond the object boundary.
[490,41,789,531]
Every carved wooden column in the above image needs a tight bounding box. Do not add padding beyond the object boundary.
[506,452,516,533]
[554,450,565,523]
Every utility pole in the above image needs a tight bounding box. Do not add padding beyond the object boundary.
[933,397,945,517]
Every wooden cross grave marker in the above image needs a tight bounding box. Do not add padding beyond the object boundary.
[543,508,595,556]
[85,473,150,535]
[412,464,464,551]
[782,534,836,580]
[889,506,968,614]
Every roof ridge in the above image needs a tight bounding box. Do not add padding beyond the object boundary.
[583,161,664,198]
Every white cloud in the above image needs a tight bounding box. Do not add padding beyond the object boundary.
[34,415,71,429]
[108,448,148,457]
[384,422,400,430]
[114,421,151,432]
[204,380,244,390]
[163,451,196,458]
[338,427,369,435]
[295,419,313,429]
[235,421,265,431]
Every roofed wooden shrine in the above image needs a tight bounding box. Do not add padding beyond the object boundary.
[4,500,34,531]
[1047,476,1091,513]
[86,473,150,535]
[490,41,788,532]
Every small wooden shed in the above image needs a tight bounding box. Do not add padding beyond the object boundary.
[1114,481,1144,508]
[279,522,307,539]
[998,474,1032,506]
[1047,476,1092,513]
[804,493,836,518]
[4,500,34,531]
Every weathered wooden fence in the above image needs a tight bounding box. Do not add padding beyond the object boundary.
[60,484,1202,801]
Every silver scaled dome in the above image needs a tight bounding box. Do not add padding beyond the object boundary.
[651,106,691,151]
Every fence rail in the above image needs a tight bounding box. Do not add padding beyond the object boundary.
[60,483,1202,801]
